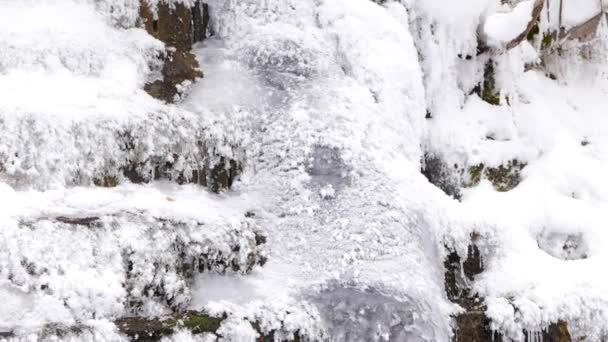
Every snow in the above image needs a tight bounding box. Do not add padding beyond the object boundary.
[0,1,162,120]
[562,0,602,29]
[3,0,608,341]
[484,0,536,48]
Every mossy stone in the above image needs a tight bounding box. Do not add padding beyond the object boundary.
[465,160,525,192]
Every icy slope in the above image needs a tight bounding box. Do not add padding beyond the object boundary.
[2,0,608,341]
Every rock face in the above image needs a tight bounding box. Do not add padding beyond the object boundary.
[444,241,573,342]
[192,1,210,43]
[115,312,224,341]
[444,242,498,342]
[422,154,463,200]
[139,0,203,102]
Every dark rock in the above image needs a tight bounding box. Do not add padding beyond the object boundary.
[144,49,202,103]
[0,331,14,338]
[55,216,100,227]
[192,1,210,43]
[444,243,483,309]
[478,60,500,105]
[115,312,223,342]
[139,1,193,52]
[445,241,573,341]
[444,239,497,341]
[453,311,502,342]
[139,1,203,103]
[422,154,463,200]
[32,311,308,341]
[541,321,572,342]
[153,154,242,193]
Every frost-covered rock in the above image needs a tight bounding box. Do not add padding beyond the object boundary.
[4,0,608,340]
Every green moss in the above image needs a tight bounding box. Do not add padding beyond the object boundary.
[466,164,484,187]
[481,61,500,106]
[527,22,539,42]
[465,160,525,192]
[181,313,223,333]
[542,32,554,50]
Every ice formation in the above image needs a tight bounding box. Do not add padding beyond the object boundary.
[1,0,608,341]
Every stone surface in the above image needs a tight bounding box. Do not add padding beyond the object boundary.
[139,0,203,102]
[466,159,525,192]
[422,154,463,200]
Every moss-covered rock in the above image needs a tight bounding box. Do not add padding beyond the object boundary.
[480,60,500,105]
[466,159,525,192]
[116,312,224,341]
[24,311,308,342]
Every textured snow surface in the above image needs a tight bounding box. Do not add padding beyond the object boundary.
[2,0,608,341]
[483,0,535,47]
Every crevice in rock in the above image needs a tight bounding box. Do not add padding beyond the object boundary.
[445,237,573,341]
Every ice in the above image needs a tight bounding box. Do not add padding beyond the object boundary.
[3,0,608,340]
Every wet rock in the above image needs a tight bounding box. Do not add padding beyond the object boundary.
[478,60,500,106]
[153,154,242,193]
[466,159,525,192]
[31,310,309,342]
[444,239,497,341]
[445,241,573,341]
[444,243,484,309]
[139,1,193,53]
[115,312,223,341]
[192,1,210,43]
[139,1,202,102]
[144,49,202,103]
[541,321,572,342]
[453,311,502,342]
